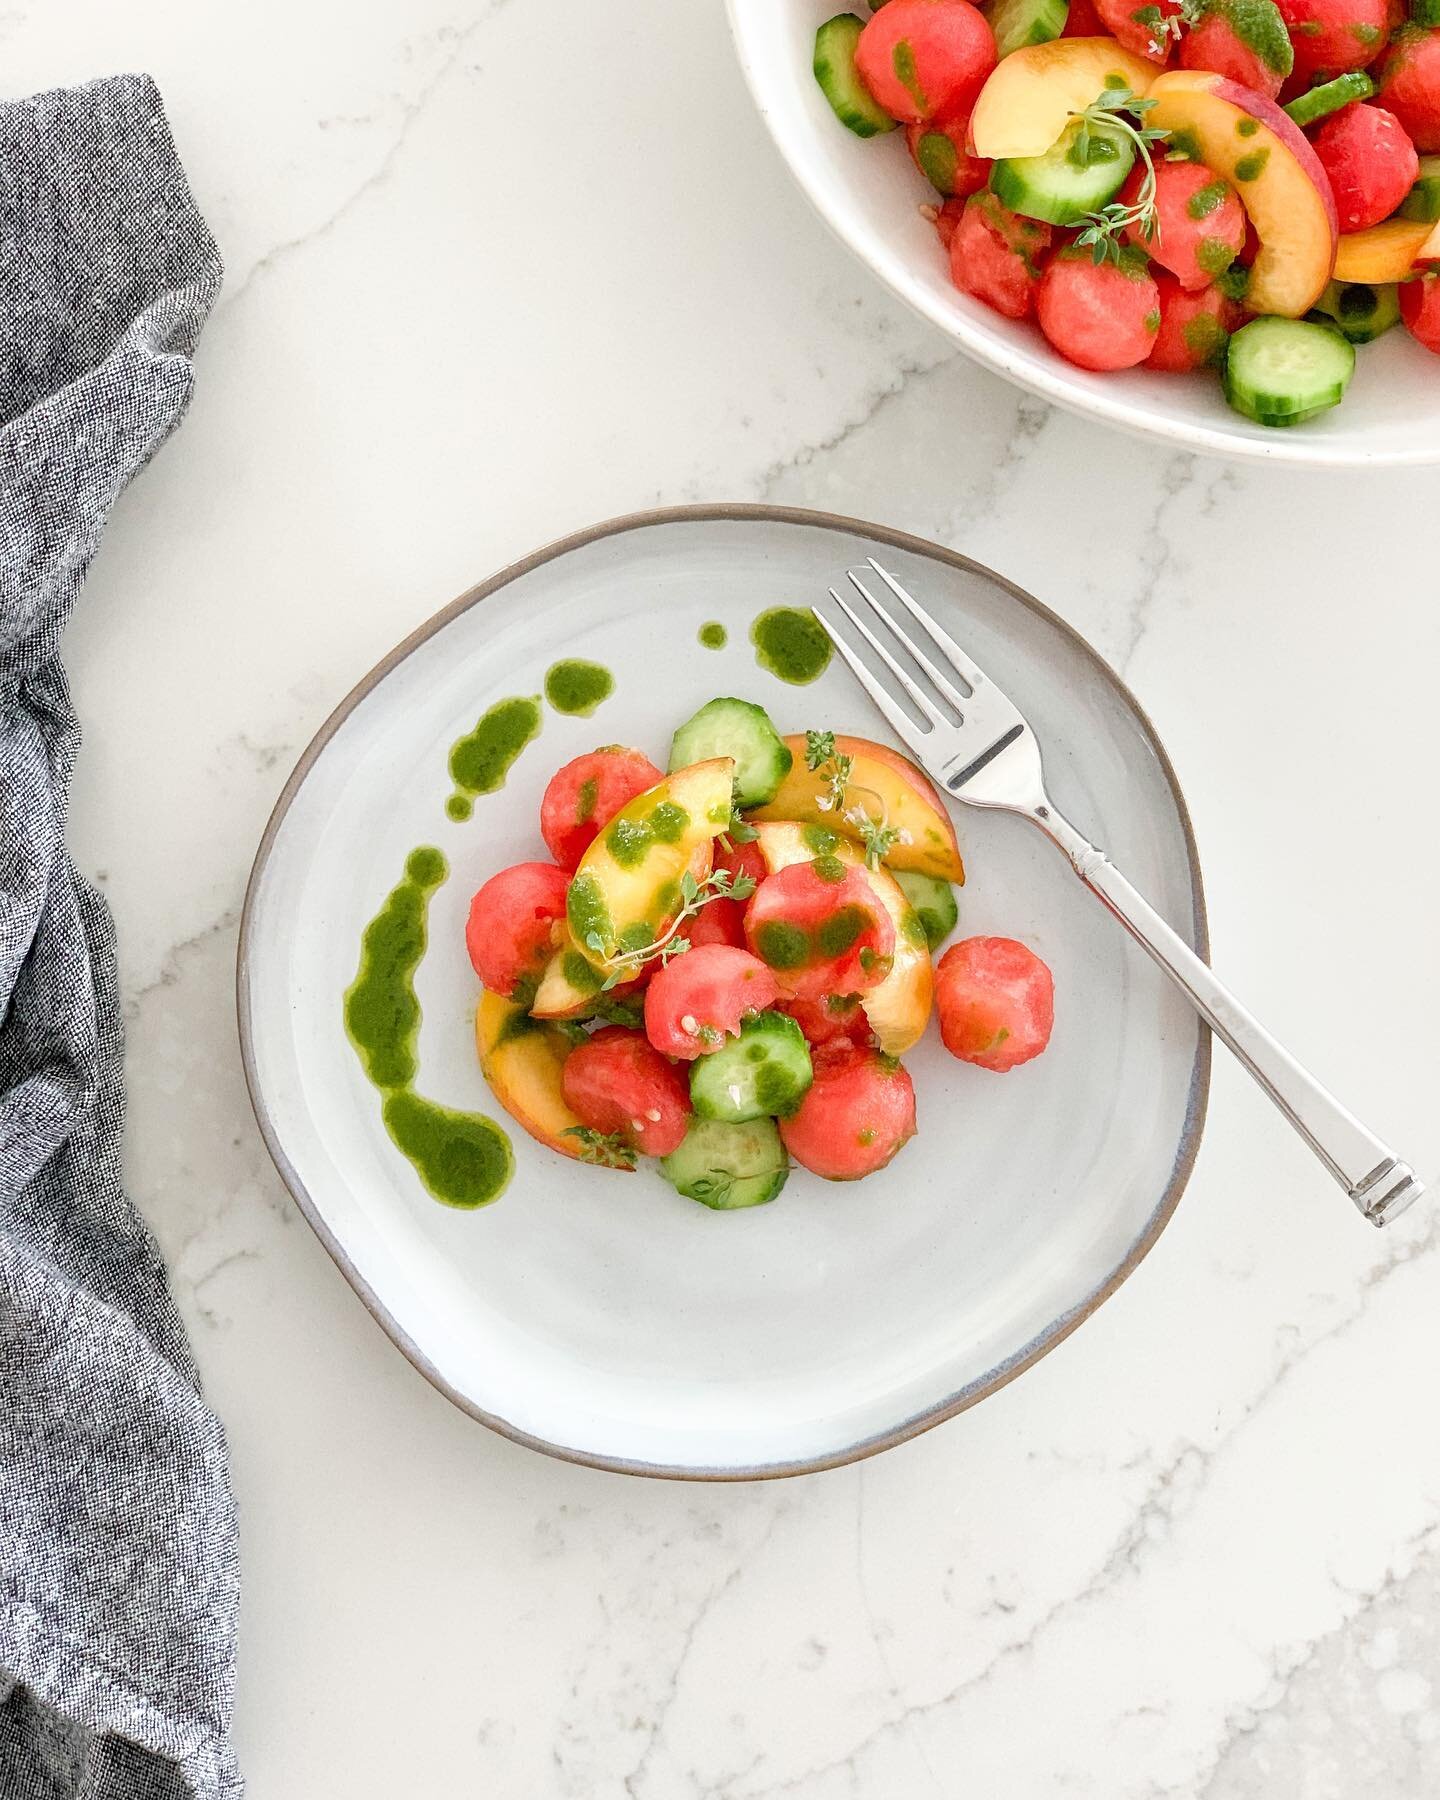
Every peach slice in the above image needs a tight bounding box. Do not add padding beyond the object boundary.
[564,757,733,968]
[475,990,604,1163]
[970,39,1158,160]
[1421,216,1440,264]
[751,822,934,1056]
[1145,71,1338,316]
[1332,216,1434,281]
[750,735,965,884]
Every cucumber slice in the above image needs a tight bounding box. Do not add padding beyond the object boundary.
[814,15,898,138]
[669,697,793,808]
[986,0,1069,58]
[1283,71,1374,129]
[661,1117,789,1211]
[892,871,958,952]
[1412,0,1440,24]
[1223,317,1355,428]
[1311,279,1402,343]
[689,1011,814,1124]
[991,118,1135,228]
[1400,154,1440,222]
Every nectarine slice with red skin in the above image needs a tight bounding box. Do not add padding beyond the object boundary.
[475,990,600,1163]
[751,734,964,883]
[969,38,1158,159]
[1144,70,1339,316]
[1332,213,1433,278]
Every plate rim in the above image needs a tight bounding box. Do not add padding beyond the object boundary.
[236,502,1212,1481]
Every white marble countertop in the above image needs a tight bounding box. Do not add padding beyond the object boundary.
[10,1,1439,1793]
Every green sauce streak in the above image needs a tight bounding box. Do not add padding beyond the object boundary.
[567,872,613,949]
[891,40,929,115]
[751,607,832,686]
[544,659,614,717]
[755,919,809,970]
[345,848,512,1209]
[382,1091,512,1211]
[1187,179,1229,220]
[698,622,728,650]
[802,823,841,855]
[817,905,866,958]
[450,695,541,813]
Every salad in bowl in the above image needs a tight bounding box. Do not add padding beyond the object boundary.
[808,0,1440,427]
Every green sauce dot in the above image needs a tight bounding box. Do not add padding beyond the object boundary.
[446,795,473,822]
[545,659,614,717]
[698,622,728,650]
[755,919,809,971]
[751,607,832,686]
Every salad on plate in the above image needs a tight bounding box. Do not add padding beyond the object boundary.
[813,0,1440,426]
[467,696,1055,1210]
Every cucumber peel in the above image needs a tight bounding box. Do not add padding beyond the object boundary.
[815,15,898,137]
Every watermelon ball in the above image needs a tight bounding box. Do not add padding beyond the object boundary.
[560,1027,691,1158]
[950,192,1054,320]
[684,895,747,950]
[778,1045,917,1181]
[1378,25,1440,151]
[1146,273,1241,370]
[777,991,874,1050]
[1036,248,1162,371]
[855,0,998,126]
[745,860,896,1002]
[936,937,1054,1072]
[1400,268,1440,350]
[1062,0,1108,34]
[1276,0,1392,81]
[1123,160,1247,289]
[1311,102,1419,228]
[465,861,570,998]
[644,945,781,1061]
[1095,0,1184,62]
[906,112,992,198]
[540,746,665,872]
[1178,0,1294,98]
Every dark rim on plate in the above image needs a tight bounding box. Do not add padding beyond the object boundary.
[236,503,1212,1482]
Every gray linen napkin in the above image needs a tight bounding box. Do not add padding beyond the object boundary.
[0,76,240,1799]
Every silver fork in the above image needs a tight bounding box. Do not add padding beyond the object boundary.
[814,557,1424,1228]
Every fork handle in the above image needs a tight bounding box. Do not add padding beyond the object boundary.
[1036,807,1423,1228]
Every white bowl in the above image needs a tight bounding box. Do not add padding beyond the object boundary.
[727,0,1440,467]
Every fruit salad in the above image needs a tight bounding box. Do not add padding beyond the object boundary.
[467,697,1055,1210]
[814,0,1440,426]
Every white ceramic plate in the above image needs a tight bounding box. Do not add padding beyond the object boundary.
[727,0,1440,467]
[239,507,1209,1479]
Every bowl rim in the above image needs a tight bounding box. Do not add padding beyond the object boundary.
[725,0,1440,470]
[236,502,1213,1481]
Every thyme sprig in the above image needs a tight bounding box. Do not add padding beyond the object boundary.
[804,729,905,870]
[1070,87,1172,266]
[582,865,757,990]
[563,1126,638,1170]
[1131,0,1203,54]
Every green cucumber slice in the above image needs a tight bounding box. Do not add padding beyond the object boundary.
[892,871,958,952]
[689,1012,814,1124]
[1400,154,1440,222]
[1412,0,1440,25]
[986,0,1069,58]
[669,697,792,807]
[991,118,1135,227]
[660,1117,789,1211]
[814,15,898,138]
[1283,71,1375,129]
[1223,317,1355,428]
[1311,279,1402,343]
